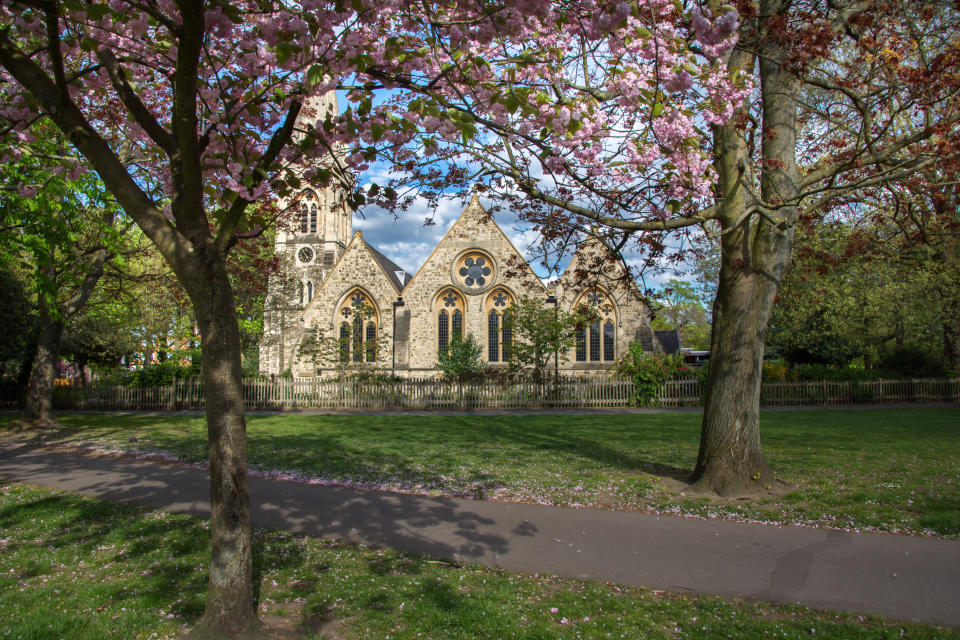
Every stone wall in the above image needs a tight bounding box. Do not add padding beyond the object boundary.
[298,231,401,376]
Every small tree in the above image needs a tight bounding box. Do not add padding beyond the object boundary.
[508,296,587,382]
[298,298,387,380]
[613,343,687,407]
[436,334,485,382]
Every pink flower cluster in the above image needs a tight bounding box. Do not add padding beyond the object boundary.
[0,0,750,228]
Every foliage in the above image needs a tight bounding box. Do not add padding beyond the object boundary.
[507,296,587,382]
[876,346,948,379]
[0,265,36,381]
[768,221,949,370]
[123,350,202,387]
[650,279,711,350]
[613,342,688,406]
[436,334,486,382]
[60,312,138,376]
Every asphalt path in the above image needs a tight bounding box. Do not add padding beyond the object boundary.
[1,445,958,627]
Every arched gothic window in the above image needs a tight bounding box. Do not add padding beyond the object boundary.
[435,288,465,356]
[485,288,514,362]
[306,281,313,302]
[310,203,318,234]
[573,289,617,362]
[337,288,379,363]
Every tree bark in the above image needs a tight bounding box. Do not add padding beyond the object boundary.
[692,0,802,495]
[22,303,63,425]
[185,245,255,637]
[22,239,109,425]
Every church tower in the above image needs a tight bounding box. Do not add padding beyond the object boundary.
[259,91,354,375]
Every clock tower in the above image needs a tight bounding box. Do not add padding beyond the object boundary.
[259,90,354,375]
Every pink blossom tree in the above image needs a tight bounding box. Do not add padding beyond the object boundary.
[0,0,736,634]
[358,0,960,495]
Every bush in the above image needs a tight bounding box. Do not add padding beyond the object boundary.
[436,334,486,382]
[124,351,201,387]
[877,346,948,378]
[613,342,687,406]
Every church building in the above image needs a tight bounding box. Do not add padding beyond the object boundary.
[258,96,666,377]
[260,192,669,377]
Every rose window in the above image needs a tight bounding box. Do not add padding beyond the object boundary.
[443,291,459,307]
[459,256,491,287]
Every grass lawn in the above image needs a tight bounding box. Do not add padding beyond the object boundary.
[1,408,958,537]
[2,483,958,640]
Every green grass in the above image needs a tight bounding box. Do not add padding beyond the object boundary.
[2,408,959,536]
[2,483,959,640]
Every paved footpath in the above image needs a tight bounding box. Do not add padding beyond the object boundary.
[1,446,958,628]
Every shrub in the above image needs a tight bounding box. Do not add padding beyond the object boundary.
[124,350,201,387]
[436,334,486,382]
[613,342,687,406]
[876,346,948,378]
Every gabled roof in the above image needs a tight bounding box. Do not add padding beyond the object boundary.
[366,243,409,292]
[402,194,545,293]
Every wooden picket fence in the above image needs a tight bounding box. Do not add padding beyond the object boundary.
[654,377,960,407]
[1,377,957,411]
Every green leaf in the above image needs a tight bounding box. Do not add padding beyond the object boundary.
[306,65,324,88]
[652,103,664,118]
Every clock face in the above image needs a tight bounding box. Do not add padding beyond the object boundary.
[297,247,314,264]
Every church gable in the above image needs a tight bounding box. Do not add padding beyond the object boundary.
[554,240,654,363]
[400,196,547,371]
[295,231,402,375]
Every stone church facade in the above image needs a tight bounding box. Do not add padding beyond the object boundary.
[258,91,666,376]
[260,192,665,377]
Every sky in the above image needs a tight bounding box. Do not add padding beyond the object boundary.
[350,193,687,291]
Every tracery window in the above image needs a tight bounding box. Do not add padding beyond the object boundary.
[435,288,464,356]
[337,288,378,363]
[573,288,617,362]
[485,288,514,362]
[454,250,496,293]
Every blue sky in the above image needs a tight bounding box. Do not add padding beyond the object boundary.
[350,193,685,290]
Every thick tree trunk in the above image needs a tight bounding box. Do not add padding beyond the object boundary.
[188,250,255,637]
[692,1,801,495]
[22,306,64,425]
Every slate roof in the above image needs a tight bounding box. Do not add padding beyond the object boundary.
[654,330,681,354]
[366,243,409,293]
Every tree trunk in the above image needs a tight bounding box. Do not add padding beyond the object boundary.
[188,249,255,637]
[692,1,801,495]
[22,304,64,425]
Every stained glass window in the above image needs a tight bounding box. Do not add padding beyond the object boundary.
[502,311,512,361]
[452,309,462,340]
[488,311,499,362]
[589,321,601,361]
[603,320,615,361]
[309,203,317,233]
[438,309,449,356]
[352,318,363,362]
[365,323,377,362]
[576,325,586,361]
[339,322,350,360]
